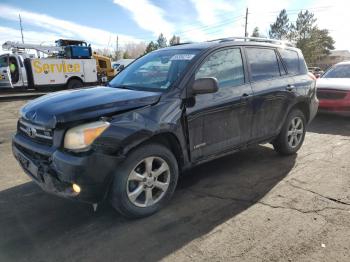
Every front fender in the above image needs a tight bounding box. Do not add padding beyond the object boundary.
[92,100,186,158]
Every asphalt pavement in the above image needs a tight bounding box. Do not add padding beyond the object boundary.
[0,101,349,262]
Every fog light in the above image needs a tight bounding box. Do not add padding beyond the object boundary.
[72,183,81,193]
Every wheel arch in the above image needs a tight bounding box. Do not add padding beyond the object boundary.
[123,131,186,172]
[290,100,310,122]
[66,76,83,85]
[276,99,310,137]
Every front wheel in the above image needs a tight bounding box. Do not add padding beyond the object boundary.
[66,79,83,89]
[110,143,179,218]
[273,109,306,155]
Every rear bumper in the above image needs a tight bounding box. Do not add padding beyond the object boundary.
[12,133,122,203]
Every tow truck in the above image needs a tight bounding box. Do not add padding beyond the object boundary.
[0,40,115,90]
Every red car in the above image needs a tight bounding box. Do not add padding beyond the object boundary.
[316,62,350,116]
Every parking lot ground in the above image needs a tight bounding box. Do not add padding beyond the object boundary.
[0,100,349,262]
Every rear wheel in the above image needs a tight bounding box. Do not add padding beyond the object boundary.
[66,79,83,89]
[273,109,306,155]
[110,143,179,218]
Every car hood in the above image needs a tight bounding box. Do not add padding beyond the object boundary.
[20,86,161,128]
[316,78,350,91]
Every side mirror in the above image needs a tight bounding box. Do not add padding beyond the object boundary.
[191,77,219,95]
[118,64,125,71]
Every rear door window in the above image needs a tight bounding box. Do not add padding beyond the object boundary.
[279,49,300,75]
[195,48,245,88]
[246,48,281,81]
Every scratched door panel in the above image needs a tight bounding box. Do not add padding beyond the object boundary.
[186,47,252,162]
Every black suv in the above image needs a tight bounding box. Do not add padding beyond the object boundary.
[13,38,318,218]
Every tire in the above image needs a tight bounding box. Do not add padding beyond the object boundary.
[273,109,306,155]
[66,79,83,89]
[110,143,179,218]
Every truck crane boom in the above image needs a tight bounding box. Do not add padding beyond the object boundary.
[2,41,63,56]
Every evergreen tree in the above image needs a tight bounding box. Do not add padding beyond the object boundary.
[251,27,260,37]
[269,9,335,64]
[169,35,180,46]
[269,9,291,40]
[292,10,317,42]
[144,41,158,54]
[157,33,167,49]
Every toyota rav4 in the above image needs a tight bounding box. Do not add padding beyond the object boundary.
[12,37,319,218]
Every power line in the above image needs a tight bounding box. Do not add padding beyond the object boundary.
[114,5,335,44]
[249,6,331,15]
[177,18,245,36]
[173,6,329,40]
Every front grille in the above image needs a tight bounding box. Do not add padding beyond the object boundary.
[15,143,50,163]
[18,119,53,146]
[317,89,348,100]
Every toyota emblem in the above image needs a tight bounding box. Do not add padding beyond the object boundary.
[26,127,37,138]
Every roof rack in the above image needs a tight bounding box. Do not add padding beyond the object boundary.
[171,42,193,46]
[207,36,294,47]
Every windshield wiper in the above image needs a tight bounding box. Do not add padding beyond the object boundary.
[112,85,138,90]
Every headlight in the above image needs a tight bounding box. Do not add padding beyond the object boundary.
[64,120,110,151]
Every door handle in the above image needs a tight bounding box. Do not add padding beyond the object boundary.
[240,93,251,103]
[286,84,295,91]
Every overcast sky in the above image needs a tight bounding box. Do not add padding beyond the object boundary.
[0,0,348,54]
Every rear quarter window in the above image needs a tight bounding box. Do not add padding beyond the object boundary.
[279,49,301,75]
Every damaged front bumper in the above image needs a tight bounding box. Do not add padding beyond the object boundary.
[12,133,122,204]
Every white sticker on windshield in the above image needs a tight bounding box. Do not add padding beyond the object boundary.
[170,54,196,61]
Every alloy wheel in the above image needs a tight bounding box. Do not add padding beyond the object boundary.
[287,116,304,148]
[126,157,170,208]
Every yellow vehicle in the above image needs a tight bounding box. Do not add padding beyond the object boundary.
[93,53,116,81]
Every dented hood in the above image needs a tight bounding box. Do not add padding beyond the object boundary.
[20,86,161,128]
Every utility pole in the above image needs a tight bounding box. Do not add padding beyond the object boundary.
[19,14,24,43]
[116,35,119,59]
[244,8,248,37]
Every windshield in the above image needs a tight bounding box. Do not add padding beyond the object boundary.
[109,49,200,91]
[0,56,8,67]
[323,64,350,78]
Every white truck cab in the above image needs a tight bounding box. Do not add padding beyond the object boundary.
[0,41,98,90]
[0,53,28,88]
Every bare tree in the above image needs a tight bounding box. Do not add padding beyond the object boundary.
[123,42,147,59]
